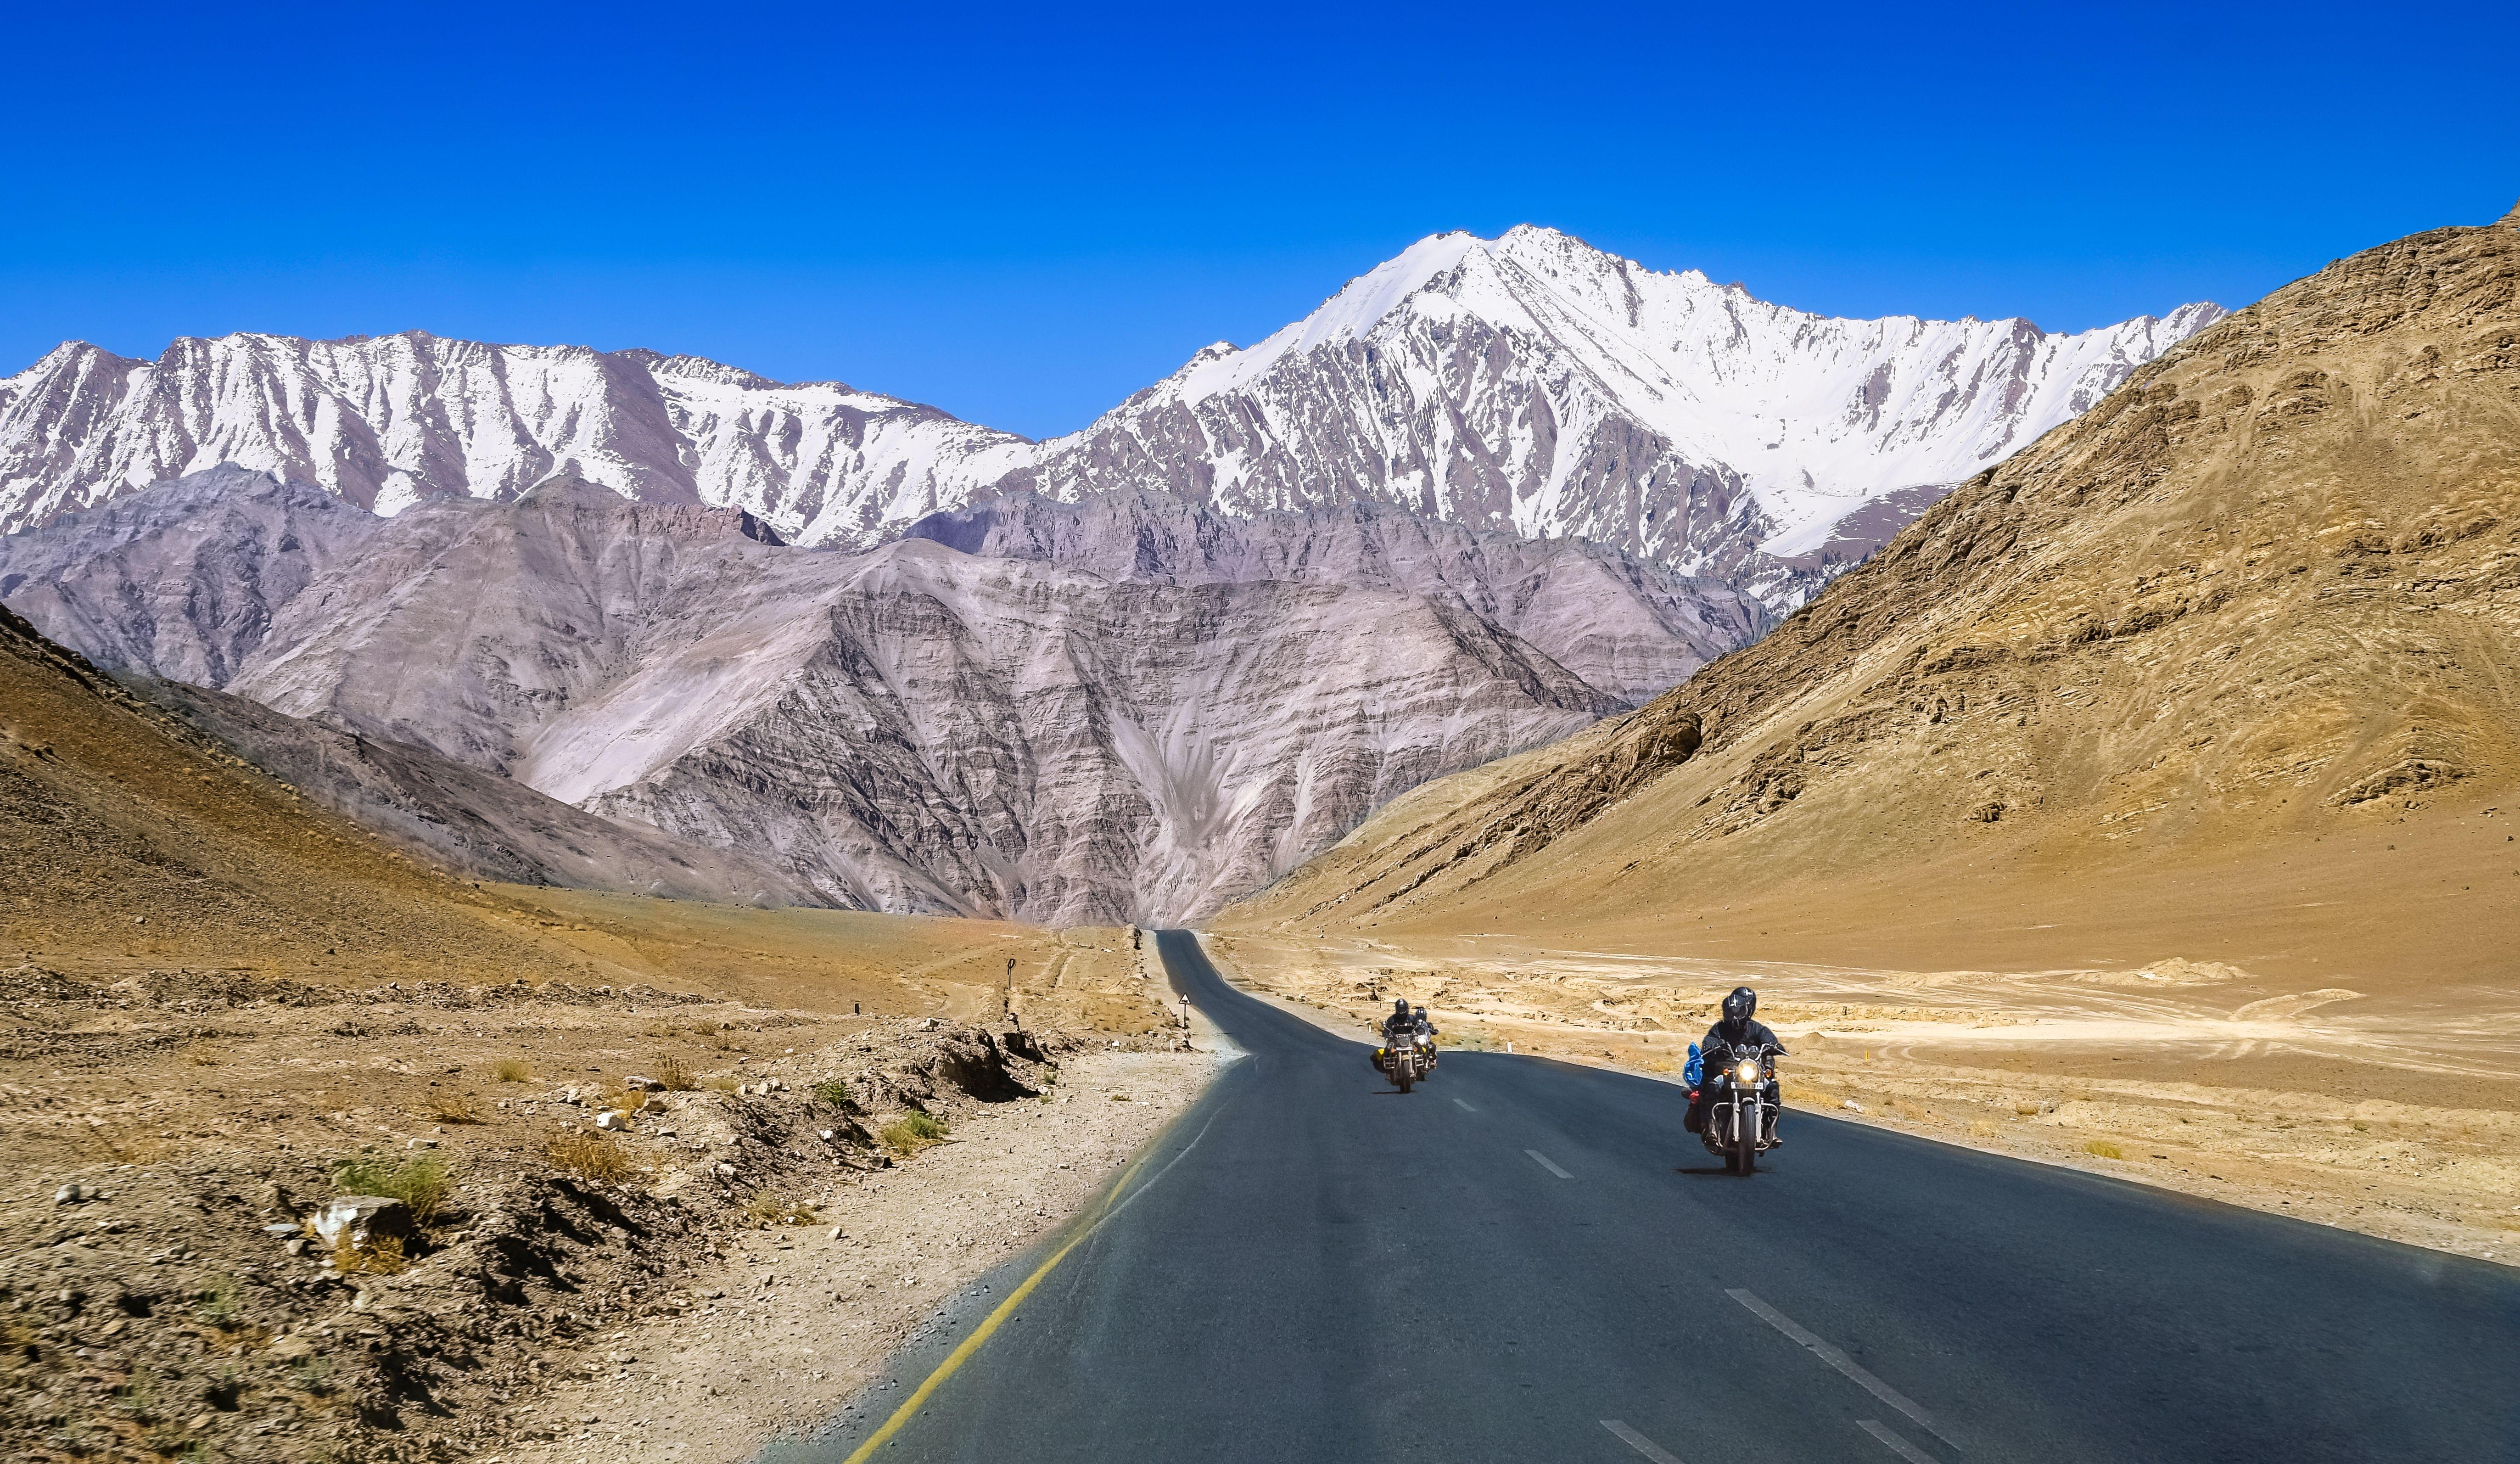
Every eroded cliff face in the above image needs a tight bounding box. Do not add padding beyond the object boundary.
[903,488,1765,706]
[4,471,1756,922]
[1230,211,2520,942]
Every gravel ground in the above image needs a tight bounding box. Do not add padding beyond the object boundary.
[492,1048,1227,1464]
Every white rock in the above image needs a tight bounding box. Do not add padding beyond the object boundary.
[594,1110,631,1131]
[309,1196,411,1249]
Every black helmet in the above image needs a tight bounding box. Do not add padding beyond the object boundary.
[1722,987,1757,1024]
[1412,1004,1427,1016]
[1393,998,1410,1015]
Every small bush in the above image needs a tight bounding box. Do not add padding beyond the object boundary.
[421,1091,484,1125]
[812,1078,856,1110]
[196,1276,241,1327]
[492,1058,532,1083]
[877,1111,948,1157]
[654,1055,697,1092]
[707,1074,739,1094]
[744,1195,820,1228]
[2084,1140,2124,1160]
[330,1232,407,1275]
[332,1154,454,1222]
[2014,1103,2041,1117]
[547,1131,639,1184]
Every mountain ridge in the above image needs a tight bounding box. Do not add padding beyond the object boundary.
[0,230,2215,610]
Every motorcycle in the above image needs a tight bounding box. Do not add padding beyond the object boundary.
[1699,1042,1781,1173]
[1373,1032,1433,1092]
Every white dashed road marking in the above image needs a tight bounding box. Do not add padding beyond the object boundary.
[1727,1289,1954,1448]
[1859,1420,1944,1464]
[1602,1419,1686,1463]
[1454,1098,1477,1112]
[1526,1149,1573,1179]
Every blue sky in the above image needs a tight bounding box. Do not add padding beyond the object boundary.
[1,0,2512,438]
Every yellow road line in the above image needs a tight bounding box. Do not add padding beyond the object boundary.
[839,1110,1218,1462]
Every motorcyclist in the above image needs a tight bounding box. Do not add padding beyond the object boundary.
[1411,1004,1439,1070]
[1373,998,1414,1074]
[1686,987,1786,1144]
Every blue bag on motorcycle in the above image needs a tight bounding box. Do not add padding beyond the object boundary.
[1683,1042,1702,1087]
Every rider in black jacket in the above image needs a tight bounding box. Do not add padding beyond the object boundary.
[1687,987,1786,1142]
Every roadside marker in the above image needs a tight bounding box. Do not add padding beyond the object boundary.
[1602,1420,1687,1463]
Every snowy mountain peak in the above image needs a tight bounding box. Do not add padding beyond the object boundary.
[1,232,2220,611]
[1021,227,2224,604]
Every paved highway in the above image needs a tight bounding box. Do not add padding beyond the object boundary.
[812,931,2520,1463]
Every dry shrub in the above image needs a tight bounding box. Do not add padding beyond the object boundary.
[744,1195,820,1227]
[492,1058,532,1083]
[547,1130,640,1184]
[812,1078,856,1110]
[332,1154,454,1222]
[2015,1103,2042,1117]
[2085,1140,2125,1160]
[707,1074,739,1094]
[878,1111,947,1157]
[330,1233,408,1275]
[654,1055,697,1092]
[421,1091,485,1125]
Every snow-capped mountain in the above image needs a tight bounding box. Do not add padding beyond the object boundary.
[0,228,2218,607]
[0,334,1030,544]
[1013,227,2225,604]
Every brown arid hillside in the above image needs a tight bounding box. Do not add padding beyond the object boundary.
[3,600,1201,1464]
[1217,202,2520,1261]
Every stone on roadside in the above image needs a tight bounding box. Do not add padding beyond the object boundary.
[623,1075,662,1092]
[310,1195,413,1249]
[594,1109,631,1131]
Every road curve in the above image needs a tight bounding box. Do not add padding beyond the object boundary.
[801,931,2520,1464]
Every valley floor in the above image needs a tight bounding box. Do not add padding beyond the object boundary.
[1204,930,2520,1267]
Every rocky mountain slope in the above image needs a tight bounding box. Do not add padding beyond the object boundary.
[130,677,829,905]
[1225,205,2520,984]
[6,471,1761,922]
[0,231,2213,610]
[904,488,1762,706]
[1017,226,2223,606]
[0,600,617,977]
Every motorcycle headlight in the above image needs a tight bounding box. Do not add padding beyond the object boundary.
[1736,1060,1761,1083]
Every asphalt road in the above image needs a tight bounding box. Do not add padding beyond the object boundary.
[807,930,2520,1464]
